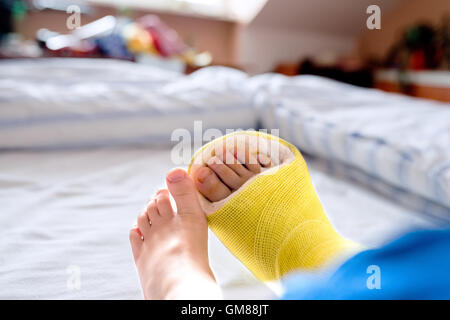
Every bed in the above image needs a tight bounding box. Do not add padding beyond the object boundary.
[0,59,448,299]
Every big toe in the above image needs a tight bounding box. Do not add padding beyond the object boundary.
[192,167,231,202]
[166,168,204,216]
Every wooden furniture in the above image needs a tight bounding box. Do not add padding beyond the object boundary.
[375,69,450,103]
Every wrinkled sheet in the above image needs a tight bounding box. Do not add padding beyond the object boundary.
[0,147,436,299]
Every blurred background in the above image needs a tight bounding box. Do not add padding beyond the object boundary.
[1,0,450,101]
[1,0,449,300]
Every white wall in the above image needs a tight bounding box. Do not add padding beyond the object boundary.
[238,25,356,74]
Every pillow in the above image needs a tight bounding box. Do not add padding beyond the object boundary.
[0,60,257,150]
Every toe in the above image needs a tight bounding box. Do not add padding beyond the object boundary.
[137,210,151,237]
[129,227,143,261]
[193,167,231,202]
[146,198,161,223]
[166,168,204,215]
[206,157,243,190]
[258,153,272,167]
[218,148,252,178]
[243,152,261,174]
[156,189,175,218]
[233,139,261,174]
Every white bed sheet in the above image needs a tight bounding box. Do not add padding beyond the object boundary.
[0,147,436,299]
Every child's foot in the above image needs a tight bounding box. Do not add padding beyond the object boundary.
[129,168,221,300]
[191,145,272,202]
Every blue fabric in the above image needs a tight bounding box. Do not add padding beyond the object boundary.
[283,228,450,300]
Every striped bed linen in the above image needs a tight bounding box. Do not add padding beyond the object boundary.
[305,154,450,224]
[250,74,450,212]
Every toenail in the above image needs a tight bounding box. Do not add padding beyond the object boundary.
[258,154,271,166]
[207,157,217,166]
[197,168,211,183]
[167,170,186,183]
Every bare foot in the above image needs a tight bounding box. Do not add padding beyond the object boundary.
[130,168,221,300]
[130,141,273,299]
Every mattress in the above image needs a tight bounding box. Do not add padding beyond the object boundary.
[0,147,436,299]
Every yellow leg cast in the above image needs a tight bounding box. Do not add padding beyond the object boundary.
[188,131,360,281]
